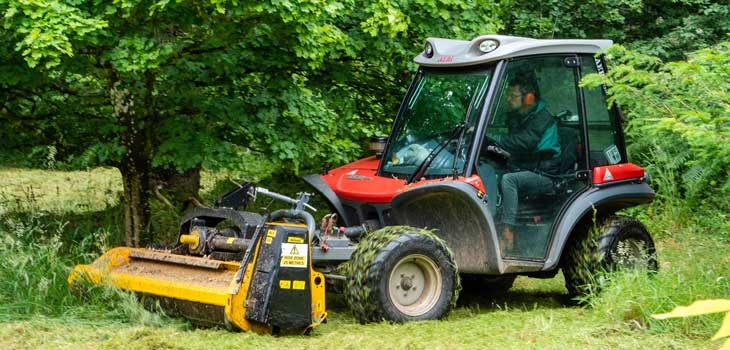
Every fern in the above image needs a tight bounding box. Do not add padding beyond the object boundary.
[593,41,730,219]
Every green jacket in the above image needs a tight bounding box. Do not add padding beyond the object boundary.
[499,100,561,175]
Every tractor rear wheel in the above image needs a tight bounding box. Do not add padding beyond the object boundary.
[562,215,658,298]
[343,226,459,323]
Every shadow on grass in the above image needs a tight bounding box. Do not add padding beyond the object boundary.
[457,285,574,313]
[322,275,576,322]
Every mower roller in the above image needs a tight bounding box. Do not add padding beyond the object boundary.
[70,35,659,333]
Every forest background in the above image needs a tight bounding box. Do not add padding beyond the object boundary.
[0,1,729,349]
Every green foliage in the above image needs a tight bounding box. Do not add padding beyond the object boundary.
[501,0,644,39]
[0,0,503,176]
[1,0,107,68]
[627,3,730,60]
[501,1,729,61]
[582,41,730,229]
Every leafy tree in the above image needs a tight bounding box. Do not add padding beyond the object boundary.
[500,0,730,60]
[500,0,644,40]
[0,0,501,245]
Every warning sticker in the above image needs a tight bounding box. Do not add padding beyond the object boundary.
[280,243,308,268]
[265,229,277,245]
[279,280,291,289]
[292,280,306,290]
[287,236,304,244]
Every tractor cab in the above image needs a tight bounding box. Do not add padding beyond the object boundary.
[305,35,653,274]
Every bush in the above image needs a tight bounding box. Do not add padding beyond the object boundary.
[584,40,730,234]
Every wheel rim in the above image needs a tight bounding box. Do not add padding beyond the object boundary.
[612,238,650,269]
[388,254,442,317]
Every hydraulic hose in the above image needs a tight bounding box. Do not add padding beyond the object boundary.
[269,209,317,242]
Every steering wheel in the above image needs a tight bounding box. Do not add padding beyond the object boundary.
[483,136,511,161]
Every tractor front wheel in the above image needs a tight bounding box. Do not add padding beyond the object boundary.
[562,215,658,298]
[343,226,459,323]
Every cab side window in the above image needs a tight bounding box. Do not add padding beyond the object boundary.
[581,55,626,166]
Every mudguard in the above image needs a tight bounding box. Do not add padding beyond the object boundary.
[178,207,263,240]
[390,181,502,274]
[543,181,655,270]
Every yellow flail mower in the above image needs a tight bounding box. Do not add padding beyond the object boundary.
[69,184,328,335]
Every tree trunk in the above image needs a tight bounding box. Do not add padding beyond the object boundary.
[121,166,151,247]
[112,74,154,247]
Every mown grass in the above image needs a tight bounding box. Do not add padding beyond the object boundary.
[0,167,728,349]
[0,167,121,213]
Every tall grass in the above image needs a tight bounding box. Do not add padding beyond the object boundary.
[583,226,730,340]
[0,208,166,324]
[600,144,730,342]
[628,143,730,244]
[0,166,728,349]
[0,212,71,317]
[0,167,171,326]
[0,167,121,214]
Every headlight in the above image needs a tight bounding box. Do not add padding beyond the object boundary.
[424,42,434,58]
[478,39,499,54]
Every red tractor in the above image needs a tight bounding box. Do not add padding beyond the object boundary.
[71,35,658,333]
[303,35,657,323]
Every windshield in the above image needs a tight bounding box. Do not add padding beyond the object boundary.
[382,67,493,178]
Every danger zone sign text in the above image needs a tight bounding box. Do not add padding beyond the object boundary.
[280,243,308,268]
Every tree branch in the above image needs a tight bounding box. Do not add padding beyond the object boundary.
[153,185,177,210]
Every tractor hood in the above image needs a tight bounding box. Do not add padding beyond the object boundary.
[318,156,406,203]
[303,155,486,228]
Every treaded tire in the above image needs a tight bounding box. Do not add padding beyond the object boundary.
[562,215,658,297]
[342,226,460,323]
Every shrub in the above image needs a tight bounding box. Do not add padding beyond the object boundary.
[584,40,730,236]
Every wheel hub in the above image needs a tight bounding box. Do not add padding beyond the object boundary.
[399,274,415,291]
[388,254,442,317]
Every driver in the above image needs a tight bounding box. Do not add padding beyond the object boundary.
[489,72,561,251]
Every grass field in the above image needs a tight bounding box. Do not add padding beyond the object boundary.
[0,167,728,349]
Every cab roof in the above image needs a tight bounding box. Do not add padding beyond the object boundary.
[415,35,613,67]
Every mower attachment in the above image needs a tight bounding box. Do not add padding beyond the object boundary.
[69,212,326,335]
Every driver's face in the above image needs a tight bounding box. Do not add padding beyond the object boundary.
[506,85,523,111]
